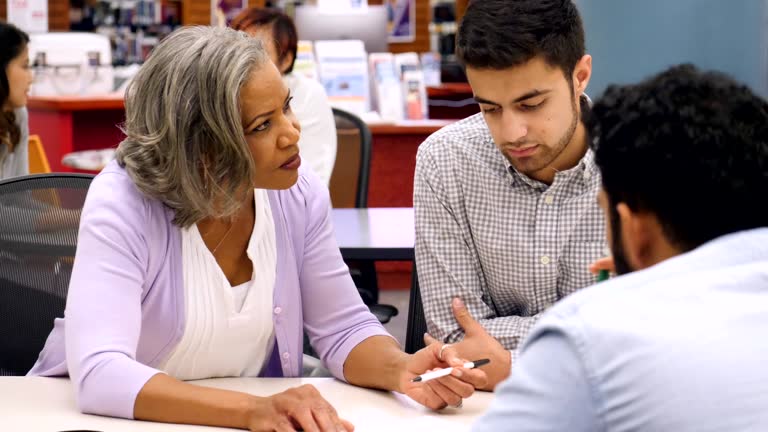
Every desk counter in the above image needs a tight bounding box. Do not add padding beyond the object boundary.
[27,94,125,111]
[0,376,492,431]
[27,95,454,207]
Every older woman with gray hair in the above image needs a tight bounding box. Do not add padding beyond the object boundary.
[27,26,486,431]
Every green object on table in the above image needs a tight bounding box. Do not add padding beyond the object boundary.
[597,269,610,282]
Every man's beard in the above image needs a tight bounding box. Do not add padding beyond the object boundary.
[609,204,634,276]
[506,97,579,175]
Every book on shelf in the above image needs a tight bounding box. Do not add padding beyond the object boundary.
[369,52,405,121]
[315,40,371,116]
[294,40,320,82]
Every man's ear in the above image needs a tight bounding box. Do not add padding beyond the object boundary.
[572,54,592,97]
[616,202,654,271]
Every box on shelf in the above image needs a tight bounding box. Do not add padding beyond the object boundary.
[369,53,405,121]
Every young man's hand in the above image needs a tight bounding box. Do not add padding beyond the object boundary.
[425,298,512,391]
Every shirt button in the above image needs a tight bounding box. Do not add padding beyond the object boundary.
[282,352,290,360]
[540,255,551,265]
[273,307,282,315]
[584,171,592,180]
[544,195,554,204]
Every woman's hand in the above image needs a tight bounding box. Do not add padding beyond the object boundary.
[248,384,354,432]
[397,338,488,410]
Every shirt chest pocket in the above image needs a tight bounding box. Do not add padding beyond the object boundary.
[558,241,606,297]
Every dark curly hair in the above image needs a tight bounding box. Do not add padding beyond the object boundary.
[587,64,768,252]
[457,0,585,81]
[0,21,29,154]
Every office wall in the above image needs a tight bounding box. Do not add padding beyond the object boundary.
[577,0,768,98]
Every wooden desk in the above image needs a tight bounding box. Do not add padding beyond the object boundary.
[427,83,473,99]
[368,119,453,136]
[427,83,479,121]
[0,377,493,431]
[27,95,125,173]
[27,94,124,111]
[366,120,454,208]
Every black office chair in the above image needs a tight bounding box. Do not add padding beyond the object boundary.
[404,265,427,354]
[329,107,372,209]
[328,108,398,324]
[0,173,94,376]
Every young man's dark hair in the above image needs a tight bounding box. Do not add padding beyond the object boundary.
[588,64,768,273]
[457,0,585,81]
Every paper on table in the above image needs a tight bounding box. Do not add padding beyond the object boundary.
[340,405,475,432]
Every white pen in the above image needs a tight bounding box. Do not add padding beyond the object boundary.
[411,359,491,383]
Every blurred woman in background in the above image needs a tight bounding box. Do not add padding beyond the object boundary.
[0,21,33,180]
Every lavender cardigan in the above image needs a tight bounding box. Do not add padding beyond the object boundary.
[28,161,389,419]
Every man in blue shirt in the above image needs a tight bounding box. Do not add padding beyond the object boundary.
[470,64,768,430]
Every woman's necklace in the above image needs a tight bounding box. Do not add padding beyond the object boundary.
[209,221,235,255]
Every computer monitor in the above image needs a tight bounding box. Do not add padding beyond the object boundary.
[293,5,389,53]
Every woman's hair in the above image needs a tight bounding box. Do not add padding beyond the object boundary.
[115,26,268,228]
[0,21,30,155]
[230,8,298,74]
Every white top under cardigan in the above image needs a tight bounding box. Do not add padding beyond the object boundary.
[160,189,277,380]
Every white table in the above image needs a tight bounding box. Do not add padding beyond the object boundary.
[0,377,493,431]
[332,207,415,260]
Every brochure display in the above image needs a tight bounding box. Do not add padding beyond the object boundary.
[315,40,371,115]
[395,52,428,120]
[369,53,404,121]
[294,40,320,82]
[420,52,442,87]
